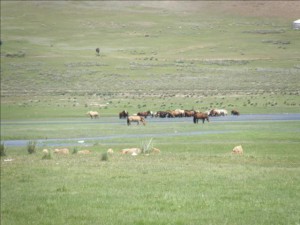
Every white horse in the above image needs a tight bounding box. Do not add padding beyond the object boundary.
[218,109,228,116]
[210,109,228,116]
[127,116,146,126]
[87,111,99,119]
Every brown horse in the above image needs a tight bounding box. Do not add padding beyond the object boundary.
[137,111,152,118]
[193,112,209,124]
[127,116,146,126]
[119,110,129,119]
[167,110,184,118]
[209,109,220,117]
[184,110,195,117]
[231,110,240,116]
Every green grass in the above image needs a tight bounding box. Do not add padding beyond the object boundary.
[1,119,300,224]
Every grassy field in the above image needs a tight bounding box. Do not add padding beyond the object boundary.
[1,1,300,225]
[1,119,300,225]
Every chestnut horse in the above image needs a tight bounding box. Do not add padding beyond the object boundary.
[127,116,146,126]
[193,112,209,124]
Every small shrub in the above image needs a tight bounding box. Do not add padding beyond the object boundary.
[141,138,154,154]
[0,143,6,157]
[72,147,78,154]
[27,141,37,154]
[56,185,68,192]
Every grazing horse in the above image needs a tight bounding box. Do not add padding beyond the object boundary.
[119,110,129,119]
[87,111,99,119]
[127,116,146,126]
[231,110,240,116]
[137,111,152,118]
[193,112,209,124]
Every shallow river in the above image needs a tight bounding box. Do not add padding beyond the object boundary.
[2,113,300,147]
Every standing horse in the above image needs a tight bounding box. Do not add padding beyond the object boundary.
[127,116,146,126]
[193,112,209,124]
[87,111,99,119]
[119,110,129,119]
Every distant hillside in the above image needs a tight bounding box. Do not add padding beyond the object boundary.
[100,1,300,19]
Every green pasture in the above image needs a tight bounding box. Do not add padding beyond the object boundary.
[1,119,300,225]
[1,1,300,118]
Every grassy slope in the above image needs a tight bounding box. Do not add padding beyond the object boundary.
[1,1,300,119]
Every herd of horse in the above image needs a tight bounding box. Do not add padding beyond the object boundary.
[88,109,239,125]
[121,109,239,125]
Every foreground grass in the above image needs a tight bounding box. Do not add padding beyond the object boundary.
[1,120,299,225]
[1,146,299,225]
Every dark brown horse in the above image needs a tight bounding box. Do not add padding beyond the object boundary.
[193,112,209,124]
[155,111,168,118]
[119,110,129,119]
[231,110,240,116]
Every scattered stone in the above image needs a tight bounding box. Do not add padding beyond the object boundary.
[54,148,69,155]
[232,145,243,154]
[78,150,91,154]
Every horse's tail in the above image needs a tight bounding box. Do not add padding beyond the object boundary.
[127,117,130,126]
[193,116,197,124]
